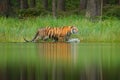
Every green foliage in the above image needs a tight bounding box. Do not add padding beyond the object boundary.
[108,0,118,4]
[65,0,79,10]
[18,8,50,18]
[5,0,120,18]
[10,0,19,7]
[103,5,120,19]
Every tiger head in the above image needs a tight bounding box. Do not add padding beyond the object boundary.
[70,26,78,34]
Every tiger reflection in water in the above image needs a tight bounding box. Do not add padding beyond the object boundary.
[38,42,78,64]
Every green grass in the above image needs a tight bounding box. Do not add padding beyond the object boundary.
[0,15,120,42]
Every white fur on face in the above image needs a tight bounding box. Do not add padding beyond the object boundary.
[71,27,78,34]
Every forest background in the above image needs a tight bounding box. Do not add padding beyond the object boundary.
[0,0,120,42]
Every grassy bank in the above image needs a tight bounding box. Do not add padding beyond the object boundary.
[0,15,120,42]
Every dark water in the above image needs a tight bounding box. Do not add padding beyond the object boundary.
[0,43,120,80]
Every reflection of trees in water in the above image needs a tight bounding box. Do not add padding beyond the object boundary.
[1,64,120,80]
[0,43,120,80]
[36,43,103,80]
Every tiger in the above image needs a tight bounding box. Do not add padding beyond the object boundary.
[24,26,78,42]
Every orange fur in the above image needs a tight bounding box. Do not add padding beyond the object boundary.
[24,26,78,42]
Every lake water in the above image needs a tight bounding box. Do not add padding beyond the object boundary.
[0,42,120,80]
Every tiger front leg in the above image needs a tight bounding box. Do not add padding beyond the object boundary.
[65,36,70,41]
[65,32,71,41]
[52,37,58,42]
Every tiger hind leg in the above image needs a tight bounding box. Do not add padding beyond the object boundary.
[43,36,49,41]
[32,36,41,42]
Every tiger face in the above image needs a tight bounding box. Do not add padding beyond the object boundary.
[70,26,78,34]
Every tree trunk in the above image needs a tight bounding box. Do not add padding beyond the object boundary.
[86,0,102,20]
[42,0,48,10]
[79,0,87,10]
[30,0,36,8]
[20,0,28,9]
[57,0,65,11]
[0,0,10,17]
[52,0,57,18]
[119,0,120,5]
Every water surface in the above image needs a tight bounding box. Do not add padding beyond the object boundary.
[0,42,120,80]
